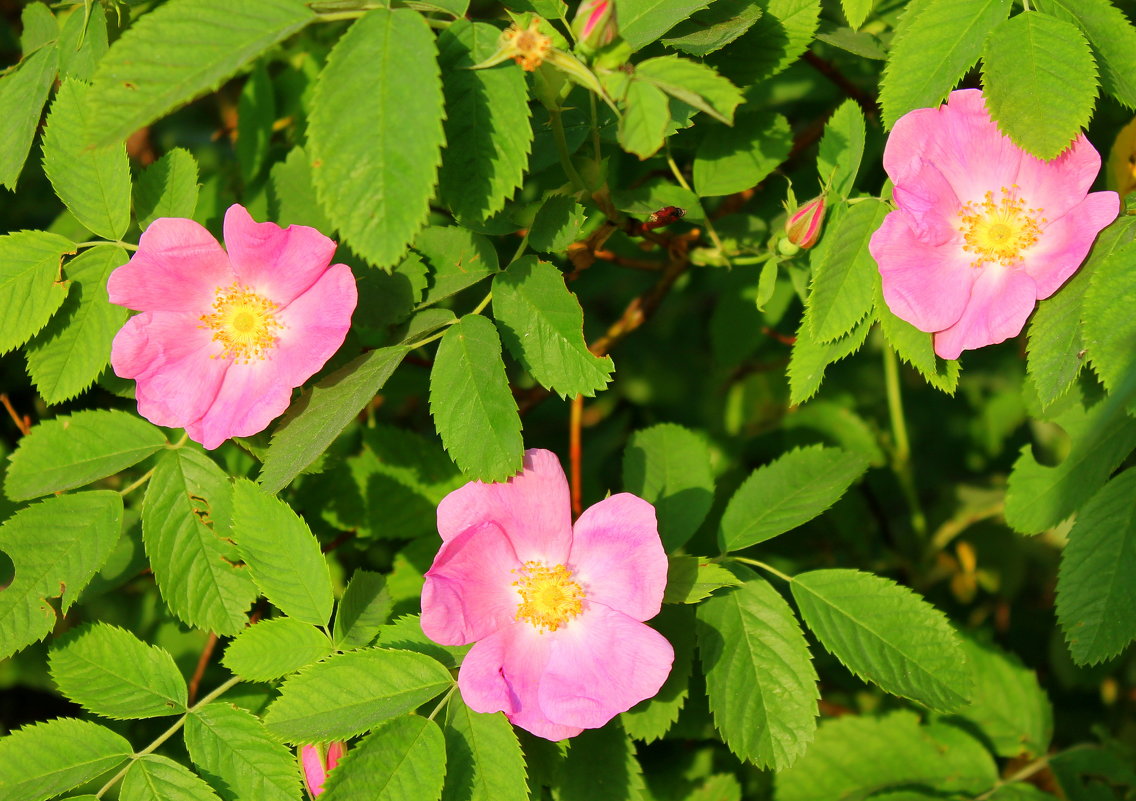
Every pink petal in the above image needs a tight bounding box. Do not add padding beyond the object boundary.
[891,158,961,246]
[111,312,228,430]
[301,745,328,796]
[1014,135,1106,220]
[1026,191,1119,299]
[185,358,296,449]
[870,210,977,332]
[932,266,1038,359]
[222,204,338,306]
[107,218,232,313]
[421,521,523,646]
[569,494,666,622]
[538,605,674,730]
[436,449,573,564]
[458,625,583,741]
[272,263,357,386]
[886,89,1022,204]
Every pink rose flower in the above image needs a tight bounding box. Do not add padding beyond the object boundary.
[869,89,1119,360]
[421,449,674,741]
[300,742,346,797]
[785,194,826,249]
[108,204,357,449]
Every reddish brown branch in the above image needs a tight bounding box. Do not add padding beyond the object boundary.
[0,394,31,436]
[802,50,878,117]
[186,633,218,705]
[569,395,583,521]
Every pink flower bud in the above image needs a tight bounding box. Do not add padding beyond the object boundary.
[785,195,826,249]
[301,742,347,798]
[572,0,618,52]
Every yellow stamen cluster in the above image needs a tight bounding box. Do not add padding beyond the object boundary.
[501,19,552,71]
[513,561,585,632]
[200,282,282,363]
[958,187,1045,267]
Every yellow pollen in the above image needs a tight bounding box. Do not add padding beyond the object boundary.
[200,282,282,363]
[958,187,1045,267]
[502,20,552,71]
[513,561,585,632]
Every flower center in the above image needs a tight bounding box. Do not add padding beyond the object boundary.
[958,187,1045,267]
[200,282,282,363]
[502,20,552,71]
[513,561,585,632]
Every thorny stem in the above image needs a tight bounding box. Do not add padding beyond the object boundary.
[427,683,459,721]
[883,344,927,538]
[95,676,243,798]
[731,556,794,583]
[569,394,584,520]
[549,107,590,195]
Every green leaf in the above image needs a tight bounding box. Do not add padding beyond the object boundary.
[231,478,334,626]
[26,245,129,405]
[1081,218,1136,396]
[5,409,166,501]
[1004,378,1136,534]
[693,113,792,197]
[42,79,131,240]
[1055,468,1136,665]
[0,230,74,355]
[49,622,187,719]
[0,718,132,801]
[263,648,453,742]
[528,195,586,253]
[1033,0,1136,109]
[635,56,743,125]
[981,13,1097,160]
[618,79,671,159]
[134,148,200,229]
[376,614,471,669]
[415,226,500,307]
[309,8,444,268]
[0,44,59,190]
[492,256,614,398]
[184,703,302,801]
[622,423,715,551]
[662,555,742,604]
[697,575,819,770]
[86,0,314,146]
[560,721,647,801]
[806,199,887,342]
[620,0,716,50]
[143,448,257,636]
[0,492,122,660]
[788,311,871,405]
[438,21,532,221]
[121,755,222,801]
[323,716,446,801]
[955,638,1052,758]
[661,0,764,57]
[720,445,868,552]
[222,617,333,681]
[790,568,971,711]
[442,698,528,801]
[706,0,822,86]
[879,0,1011,130]
[816,99,866,200]
[775,710,998,801]
[236,63,275,183]
[269,146,331,232]
[334,570,393,650]
[20,3,58,54]
[430,315,524,482]
[621,605,696,743]
[841,0,872,29]
[59,5,109,82]
[258,345,410,493]
[873,269,960,393]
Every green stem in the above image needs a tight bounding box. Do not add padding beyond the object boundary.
[95,676,243,798]
[549,107,589,194]
[426,683,458,721]
[883,343,927,537]
[119,468,155,497]
[76,240,139,252]
[469,290,493,317]
[664,143,730,265]
[731,556,794,583]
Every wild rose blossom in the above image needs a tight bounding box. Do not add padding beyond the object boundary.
[421,449,674,741]
[108,204,357,449]
[869,89,1119,360]
[785,194,826,249]
[300,742,346,797]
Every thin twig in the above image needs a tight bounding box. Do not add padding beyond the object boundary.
[0,394,30,436]
[569,395,584,520]
[802,50,877,116]
[186,633,218,706]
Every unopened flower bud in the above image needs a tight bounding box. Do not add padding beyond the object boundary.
[572,0,618,54]
[785,195,826,249]
[301,742,346,798]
